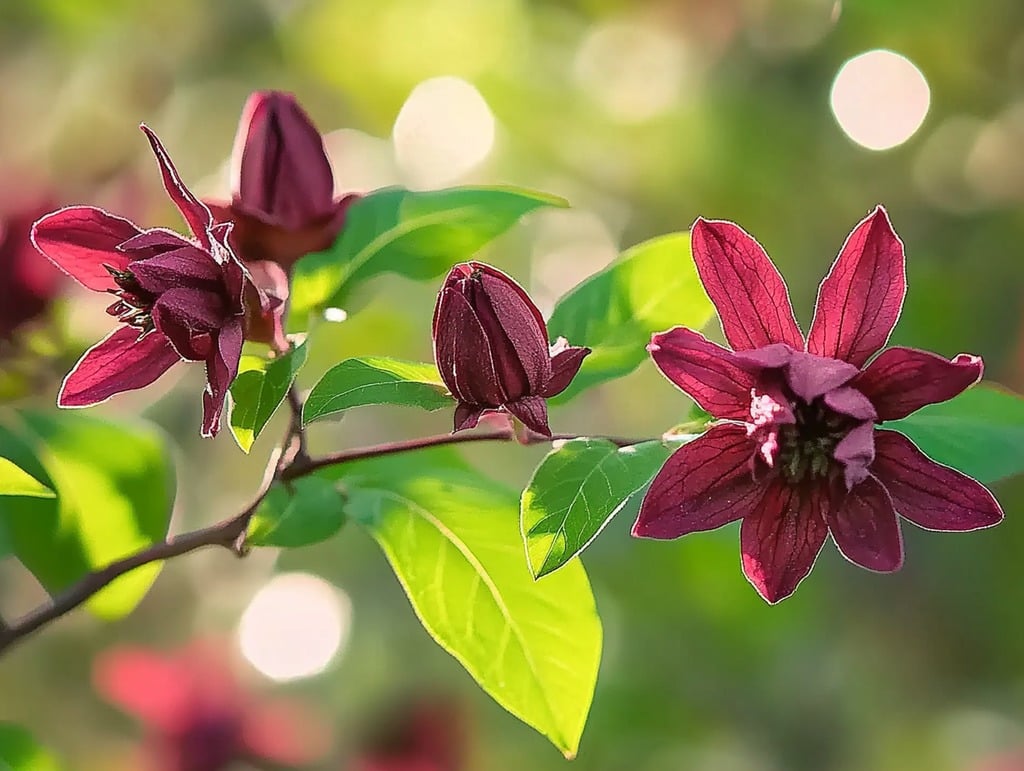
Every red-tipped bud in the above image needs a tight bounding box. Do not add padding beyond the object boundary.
[432,262,590,436]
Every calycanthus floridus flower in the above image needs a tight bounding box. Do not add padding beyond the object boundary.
[31,126,272,437]
[633,206,1004,603]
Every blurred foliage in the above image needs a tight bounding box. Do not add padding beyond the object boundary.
[1,0,1024,769]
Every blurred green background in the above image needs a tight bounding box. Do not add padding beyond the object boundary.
[2,0,1024,769]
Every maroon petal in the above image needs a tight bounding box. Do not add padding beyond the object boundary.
[807,206,906,367]
[826,475,903,572]
[59,327,181,407]
[140,125,214,245]
[833,422,876,490]
[690,217,803,352]
[31,206,140,291]
[433,288,504,406]
[783,350,860,402]
[117,228,192,255]
[633,424,764,539]
[853,347,984,421]
[823,386,877,421]
[872,430,1004,531]
[505,396,551,437]
[130,247,224,294]
[740,480,829,603]
[453,403,486,433]
[202,318,243,437]
[543,344,590,397]
[647,327,758,421]
[242,260,289,351]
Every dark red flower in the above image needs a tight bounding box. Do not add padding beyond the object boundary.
[352,696,467,771]
[205,90,359,272]
[94,642,328,771]
[31,126,268,437]
[633,207,1004,603]
[432,261,590,436]
[0,198,63,342]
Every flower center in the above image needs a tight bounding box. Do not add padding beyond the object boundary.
[776,398,853,484]
[104,265,156,334]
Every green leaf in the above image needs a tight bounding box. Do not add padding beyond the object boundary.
[341,453,601,758]
[521,439,672,578]
[289,186,566,321]
[0,458,54,499]
[247,477,346,548]
[0,411,175,620]
[303,357,451,425]
[0,723,62,771]
[546,233,714,401]
[228,340,308,453]
[891,384,1024,484]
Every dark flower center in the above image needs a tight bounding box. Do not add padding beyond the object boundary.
[104,265,156,334]
[776,398,854,484]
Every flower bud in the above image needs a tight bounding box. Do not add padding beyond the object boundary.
[0,199,63,342]
[432,262,590,436]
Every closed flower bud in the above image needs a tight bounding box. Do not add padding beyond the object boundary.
[0,197,63,343]
[432,261,590,436]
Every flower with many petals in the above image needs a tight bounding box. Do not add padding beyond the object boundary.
[633,207,1004,603]
[432,261,590,436]
[31,126,267,436]
[94,642,327,771]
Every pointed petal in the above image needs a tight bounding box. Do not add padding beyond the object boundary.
[807,206,906,367]
[826,475,903,572]
[633,424,764,540]
[130,246,223,294]
[453,403,485,433]
[872,430,1004,531]
[31,206,140,291]
[740,480,829,603]
[853,347,984,421]
[432,287,504,406]
[543,345,590,397]
[140,124,214,244]
[647,327,759,420]
[833,421,876,489]
[505,395,551,436]
[232,91,336,229]
[117,227,192,255]
[59,327,180,407]
[202,318,243,437]
[690,217,803,351]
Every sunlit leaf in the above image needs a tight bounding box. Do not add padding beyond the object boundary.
[0,411,175,619]
[303,357,451,425]
[521,439,672,578]
[228,340,308,453]
[0,723,62,771]
[891,384,1024,483]
[247,477,346,548]
[289,186,566,322]
[0,457,54,499]
[547,233,713,401]
[340,451,601,758]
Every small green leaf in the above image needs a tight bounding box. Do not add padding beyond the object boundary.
[303,357,451,424]
[0,411,175,620]
[341,452,601,758]
[290,186,566,321]
[0,723,62,771]
[247,477,346,548]
[547,232,714,401]
[0,457,54,499]
[228,341,308,453]
[891,384,1024,483]
[521,439,672,578]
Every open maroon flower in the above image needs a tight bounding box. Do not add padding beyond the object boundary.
[633,207,1003,603]
[0,197,63,342]
[94,642,328,771]
[205,90,359,272]
[31,126,265,437]
[432,261,590,436]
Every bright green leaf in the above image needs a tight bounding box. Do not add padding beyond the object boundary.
[0,723,62,771]
[0,411,175,620]
[546,233,713,401]
[521,439,672,578]
[0,457,54,499]
[289,186,566,322]
[341,453,601,758]
[228,341,308,453]
[303,357,451,425]
[247,477,346,548]
[891,384,1024,484]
